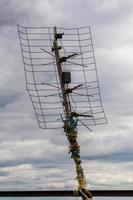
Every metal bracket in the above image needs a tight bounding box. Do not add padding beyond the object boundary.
[55,33,64,39]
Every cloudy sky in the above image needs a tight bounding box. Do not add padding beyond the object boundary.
[0,0,133,199]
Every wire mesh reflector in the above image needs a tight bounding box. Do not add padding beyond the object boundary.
[18,25,107,129]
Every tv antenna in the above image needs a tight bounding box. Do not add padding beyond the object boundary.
[18,25,107,200]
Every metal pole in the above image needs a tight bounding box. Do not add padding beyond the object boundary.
[53,27,91,200]
[53,26,71,116]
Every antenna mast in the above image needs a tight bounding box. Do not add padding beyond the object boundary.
[53,27,91,199]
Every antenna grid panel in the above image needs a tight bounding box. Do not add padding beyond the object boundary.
[18,25,107,129]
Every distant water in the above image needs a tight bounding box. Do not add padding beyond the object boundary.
[0,198,133,200]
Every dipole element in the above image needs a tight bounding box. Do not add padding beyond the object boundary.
[53,26,92,200]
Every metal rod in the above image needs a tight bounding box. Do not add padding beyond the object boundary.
[0,190,133,197]
[53,26,71,116]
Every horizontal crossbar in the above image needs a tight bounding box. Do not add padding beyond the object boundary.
[0,190,133,197]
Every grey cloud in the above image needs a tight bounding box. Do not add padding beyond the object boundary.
[0,0,133,192]
[0,171,9,177]
[0,1,24,26]
[83,151,133,163]
[0,0,35,26]
[0,156,69,168]
[0,93,19,109]
[92,0,133,25]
